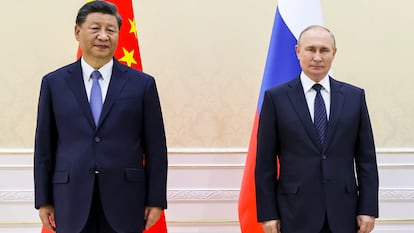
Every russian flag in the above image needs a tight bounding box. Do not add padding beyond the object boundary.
[238,0,323,232]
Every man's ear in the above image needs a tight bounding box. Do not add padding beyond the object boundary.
[74,25,80,41]
[295,44,300,59]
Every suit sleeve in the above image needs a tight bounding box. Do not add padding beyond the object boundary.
[355,90,379,217]
[255,90,279,222]
[33,77,57,209]
[142,77,168,209]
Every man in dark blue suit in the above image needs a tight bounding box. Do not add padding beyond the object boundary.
[34,1,167,232]
[255,25,379,233]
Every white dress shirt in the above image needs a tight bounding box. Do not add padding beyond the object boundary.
[300,72,331,122]
[81,57,113,103]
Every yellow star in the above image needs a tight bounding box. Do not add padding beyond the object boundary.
[119,48,137,67]
[129,18,137,38]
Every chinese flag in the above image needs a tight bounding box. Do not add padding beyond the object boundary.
[41,0,167,232]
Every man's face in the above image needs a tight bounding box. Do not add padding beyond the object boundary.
[75,12,119,64]
[295,27,336,82]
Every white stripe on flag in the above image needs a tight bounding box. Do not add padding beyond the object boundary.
[278,0,324,39]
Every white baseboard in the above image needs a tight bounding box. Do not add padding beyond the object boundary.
[0,148,413,233]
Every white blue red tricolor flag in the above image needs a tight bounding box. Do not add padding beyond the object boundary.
[238,0,323,232]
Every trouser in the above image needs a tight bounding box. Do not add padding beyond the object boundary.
[80,176,117,233]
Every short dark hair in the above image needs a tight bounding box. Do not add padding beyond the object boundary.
[76,0,122,29]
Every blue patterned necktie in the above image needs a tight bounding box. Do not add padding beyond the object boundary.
[313,84,328,146]
[90,70,103,126]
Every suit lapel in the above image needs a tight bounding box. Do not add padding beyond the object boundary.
[65,60,96,128]
[286,78,323,151]
[324,78,345,151]
[98,60,129,127]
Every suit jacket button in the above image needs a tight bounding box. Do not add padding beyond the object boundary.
[322,155,327,159]
[94,137,101,143]
[89,168,100,174]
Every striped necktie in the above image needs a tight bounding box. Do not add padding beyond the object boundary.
[313,84,328,146]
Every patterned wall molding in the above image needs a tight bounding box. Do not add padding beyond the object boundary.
[0,190,33,202]
[167,189,239,201]
[2,147,414,155]
[1,188,414,203]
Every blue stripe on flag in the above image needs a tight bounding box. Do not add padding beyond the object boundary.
[257,7,302,112]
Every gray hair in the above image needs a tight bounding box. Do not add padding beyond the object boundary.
[297,25,336,48]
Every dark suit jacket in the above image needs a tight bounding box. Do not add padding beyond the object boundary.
[34,59,167,233]
[255,77,378,233]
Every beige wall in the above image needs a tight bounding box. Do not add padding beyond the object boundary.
[1,0,413,148]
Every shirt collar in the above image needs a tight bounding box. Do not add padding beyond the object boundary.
[300,72,331,93]
[81,57,113,81]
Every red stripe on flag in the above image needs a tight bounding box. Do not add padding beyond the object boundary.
[238,114,280,233]
[143,211,167,233]
[41,226,54,233]
[238,112,264,233]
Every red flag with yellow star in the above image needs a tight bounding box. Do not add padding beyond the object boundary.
[76,0,143,70]
[107,0,142,70]
[41,0,167,232]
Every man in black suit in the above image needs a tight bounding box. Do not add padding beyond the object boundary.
[255,25,379,233]
[34,1,167,232]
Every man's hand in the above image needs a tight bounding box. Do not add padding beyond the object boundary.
[144,207,162,230]
[261,220,281,233]
[357,215,375,233]
[39,205,55,232]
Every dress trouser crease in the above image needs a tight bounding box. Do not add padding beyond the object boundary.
[319,214,332,233]
[80,175,117,233]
